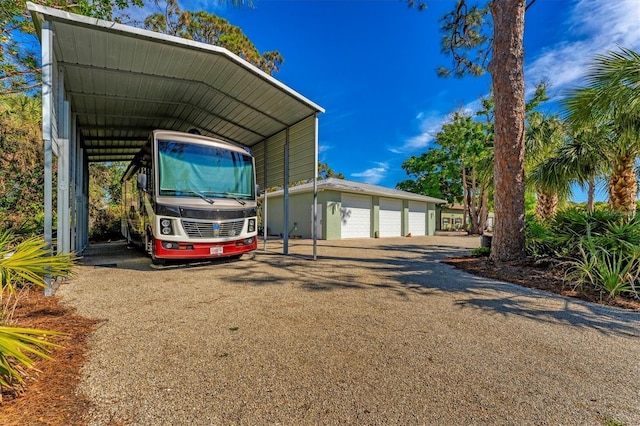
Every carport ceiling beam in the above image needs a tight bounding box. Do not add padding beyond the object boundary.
[76,113,245,145]
[87,155,138,161]
[60,62,290,127]
[68,91,269,140]
[82,136,147,142]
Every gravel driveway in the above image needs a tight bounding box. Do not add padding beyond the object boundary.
[58,236,640,425]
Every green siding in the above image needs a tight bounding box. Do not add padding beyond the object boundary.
[372,196,380,238]
[321,190,342,240]
[427,203,436,236]
[265,194,285,236]
[401,200,409,236]
[267,189,442,239]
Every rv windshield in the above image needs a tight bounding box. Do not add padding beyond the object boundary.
[157,140,254,200]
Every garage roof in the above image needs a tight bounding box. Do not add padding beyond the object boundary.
[28,2,324,163]
[266,178,447,204]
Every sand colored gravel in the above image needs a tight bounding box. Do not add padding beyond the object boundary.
[58,236,640,425]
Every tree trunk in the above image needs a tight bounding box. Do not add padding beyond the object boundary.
[462,163,469,232]
[488,0,527,261]
[587,178,595,213]
[535,190,559,221]
[608,155,638,216]
[479,187,489,231]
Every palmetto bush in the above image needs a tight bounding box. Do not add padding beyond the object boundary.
[524,215,556,258]
[0,232,75,390]
[525,207,640,299]
[566,243,639,300]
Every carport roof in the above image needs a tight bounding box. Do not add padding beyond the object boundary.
[28,2,324,163]
[265,178,447,204]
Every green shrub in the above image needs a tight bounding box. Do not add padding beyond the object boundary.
[528,207,640,299]
[470,247,490,257]
[525,215,555,258]
[567,244,639,299]
[89,204,122,241]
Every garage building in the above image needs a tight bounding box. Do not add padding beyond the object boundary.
[264,178,445,240]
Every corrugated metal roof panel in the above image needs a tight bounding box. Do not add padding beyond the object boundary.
[29,2,323,166]
[266,178,448,205]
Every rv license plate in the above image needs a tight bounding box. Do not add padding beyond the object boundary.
[210,246,223,255]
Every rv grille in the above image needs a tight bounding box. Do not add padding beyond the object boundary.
[181,220,244,238]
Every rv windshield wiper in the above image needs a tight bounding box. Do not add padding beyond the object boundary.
[189,190,215,204]
[220,192,246,206]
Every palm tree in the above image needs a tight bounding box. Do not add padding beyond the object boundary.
[562,126,609,213]
[525,112,566,220]
[564,47,640,215]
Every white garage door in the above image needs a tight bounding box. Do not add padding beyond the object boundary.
[341,194,371,238]
[379,198,402,237]
[408,201,426,236]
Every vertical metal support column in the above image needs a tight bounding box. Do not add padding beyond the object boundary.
[42,21,53,293]
[83,155,90,248]
[283,128,290,255]
[57,67,71,255]
[71,114,79,252]
[312,114,319,260]
[263,139,268,251]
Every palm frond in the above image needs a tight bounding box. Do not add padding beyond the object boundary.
[0,235,76,294]
[0,326,62,387]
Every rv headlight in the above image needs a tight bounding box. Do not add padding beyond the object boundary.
[247,218,256,233]
[160,218,173,235]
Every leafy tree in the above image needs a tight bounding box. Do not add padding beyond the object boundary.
[88,162,127,240]
[398,111,492,235]
[397,147,463,204]
[144,0,283,75]
[0,0,143,95]
[398,83,551,234]
[564,47,640,216]
[318,162,344,180]
[0,94,47,231]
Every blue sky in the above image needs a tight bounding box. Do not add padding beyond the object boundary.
[133,0,640,202]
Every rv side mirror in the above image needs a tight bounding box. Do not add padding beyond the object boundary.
[255,184,261,197]
[137,173,147,192]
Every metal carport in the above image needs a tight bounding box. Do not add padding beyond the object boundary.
[27,3,324,277]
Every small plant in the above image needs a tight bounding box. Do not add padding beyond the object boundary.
[470,247,490,257]
[0,326,62,388]
[0,231,75,392]
[602,417,626,426]
[566,243,639,299]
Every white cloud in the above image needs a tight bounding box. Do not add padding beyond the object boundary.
[526,0,640,95]
[391,98,486,155]
[351,162,389,185]
[319,144,332,154]
[388,112,443,154]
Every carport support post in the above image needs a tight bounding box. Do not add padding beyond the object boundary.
[263,140,268,251]
[312,114,319,260]
[57,66,71,256]
[283,128,290,255]
[42,20,53,293]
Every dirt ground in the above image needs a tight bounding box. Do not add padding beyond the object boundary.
[0,289,98,425]
[445,256,640,312]
[1,243,638,424]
